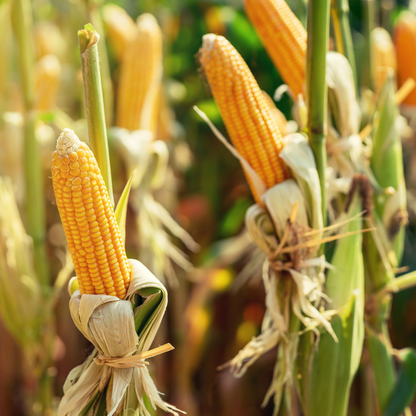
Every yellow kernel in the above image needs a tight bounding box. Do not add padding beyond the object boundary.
[69,152,78,161]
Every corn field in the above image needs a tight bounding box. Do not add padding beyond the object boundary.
[3,0,416,415]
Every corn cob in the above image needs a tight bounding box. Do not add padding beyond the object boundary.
[199,34,289,203]
[371,28,397,94]
[51,128,131,298]
[394,11,416,105]
[34,22,64,60]
[102,4,137,63]
[261,91,289,135]
[244,0,307,99]
[34,54,61,111]
[116,13,162,132]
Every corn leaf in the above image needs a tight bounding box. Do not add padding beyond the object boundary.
[370,74,406,263]
[300,291,363,416]
[299,196,364,416]
[382,349,416,416]
[366,325,396,412]
[134,289,163,335]
[114,170,136,244]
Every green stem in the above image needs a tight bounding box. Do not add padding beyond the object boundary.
[307,0,330,227]
[12,0,49,285]
[78,24,114,206]
[383,271,416,294]
[361,0,375,90]
[87,1,114,127]
[330,0,358,92]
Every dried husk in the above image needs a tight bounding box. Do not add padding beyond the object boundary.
[109,127,198,285]
[225,135,336,413]
[0,176,52,370]
[326,51,361,138]
[58,259,183,416]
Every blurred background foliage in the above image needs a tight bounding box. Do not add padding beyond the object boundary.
[2,0,416,415]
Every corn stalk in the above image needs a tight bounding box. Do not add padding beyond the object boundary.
[306,0,330,227]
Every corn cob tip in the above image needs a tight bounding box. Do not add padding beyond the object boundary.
[137,13,159,28]
[56,128,81,156]
[202,33,218,49]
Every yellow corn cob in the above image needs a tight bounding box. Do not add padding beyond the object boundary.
[116,13,162,133]
[51,129,131,298]
[261,91,289,135]
[245,0,307,99]
[34,22,65,61]
[394,11,416,105]
[199,34,289,203]
[371,28,397,94]
[102,4,137,63]
[34,54,61,111]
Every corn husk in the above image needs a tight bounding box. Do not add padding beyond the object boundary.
[279,133,322,231]
[228,180,335,414]
[370,73,407,265]
[58,259,183,416]
[298,193,365,416]
[0,176,52,369]
[326,51,361,138]
[0,112,24,203]
[217,133,335,413]
[109,127,199,285]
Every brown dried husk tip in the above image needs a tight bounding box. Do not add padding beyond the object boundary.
[344,174,373,217]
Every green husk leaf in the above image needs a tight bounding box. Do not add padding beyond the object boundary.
[134,289,163,334]
[299,196,364,416]
[366,325,396,412]
[300,291,363,416]
[370,73,406,263]
[114,170,136,245]
[382,349,416,416]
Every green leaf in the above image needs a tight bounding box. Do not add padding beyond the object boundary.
[220,198,252,237]
[383,349,416,416]
[114,170,136,245]
[134,288,163,335]
[299,195,365,416]
[370,74,406,263]
[300,291,364,416]
[366,325,396,412]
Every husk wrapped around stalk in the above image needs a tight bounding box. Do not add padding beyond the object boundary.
[58,259,183,416]
[194,126,334,413]
[298,180,365,416]
[325,52,369,210]
[109,127,199,286]
[362,73,408,414]
[370,73,407,268]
